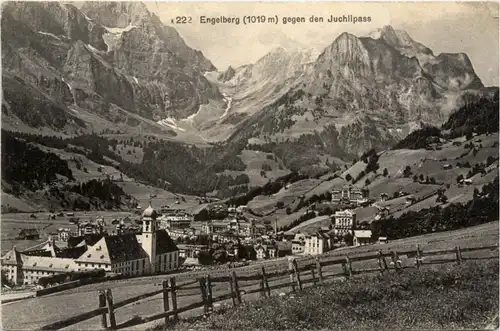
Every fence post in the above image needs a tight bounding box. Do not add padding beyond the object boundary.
[311,264,317,286]
[105,289,116,329]
[199,278,208,315]
[292,259,303,290]
[232,271,242,305]
[344,256,352,277]
[380,250,388,270]
[377,251,385,275]
[315,256,323,284]
[205,275,213,315]
[456,246,463,265]
[416,244,422,269]
[259,267,266,298]
[162,280,170,323]
[98,290,107,329]
[288,257,297,291]
[229,272,237,306]
[261,266,271,297]
[169,277,178,321]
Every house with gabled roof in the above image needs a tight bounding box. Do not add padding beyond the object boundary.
[353,230,373,246]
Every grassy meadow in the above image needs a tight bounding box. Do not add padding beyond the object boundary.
[154,259,499,331]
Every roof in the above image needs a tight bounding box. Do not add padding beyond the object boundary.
[212,221,230,227]
[335,210,355,216]
[1,247,22,265]
[57,246,87,259]
[354,230,372,238]
[276,241,292,252]
[20,255,78,272]
[155,230,179,255]
[67,233,104,248]
[76,234,148,264]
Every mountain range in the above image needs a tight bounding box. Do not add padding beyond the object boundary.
[1,1,498,202]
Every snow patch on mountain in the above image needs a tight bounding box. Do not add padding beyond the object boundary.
[37,31,62,40]
[104,24,136,34]
[220,94,232,119]
[102,24,136,52]
[158,117,186,132]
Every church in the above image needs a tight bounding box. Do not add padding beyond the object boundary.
[2,204,179,285]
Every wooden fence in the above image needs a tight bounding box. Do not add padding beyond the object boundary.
[38,244,499,330]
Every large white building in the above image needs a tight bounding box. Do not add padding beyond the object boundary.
[304,232,333,255]
[334,210,357,236]
[1,204,179,286]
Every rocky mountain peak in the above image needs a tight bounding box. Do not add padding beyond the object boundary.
[218,65,236,82]
[80,1,151,28]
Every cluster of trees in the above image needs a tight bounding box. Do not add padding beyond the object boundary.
[393,90,499,150]
[247,126,343,174]
[442,91,499,139]
[66,179,135,210]
[392,126,442,150]
[413,174,437,184]
[38,269,106,288]
[4,130,251,197]
[371,176,499,240]
[225,171,308,207]
[198,244,257,265]
[2,131,74,193]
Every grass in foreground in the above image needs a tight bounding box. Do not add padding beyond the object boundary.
[153,260,499,331]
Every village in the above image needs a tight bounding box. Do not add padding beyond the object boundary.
[0,185,391,288]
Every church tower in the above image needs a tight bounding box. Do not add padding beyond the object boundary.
[141,203,158,274]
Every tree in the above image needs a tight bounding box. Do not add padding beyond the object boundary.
[413,175,418,182]
[343,232,354,246]
[365,178,371,186]
[403,166,412,177]
[345,173,352,182]
[383,168,388,177]
[456,174,464,184]
[198,250,213,265]
[465,128,474,140]
[437,194,448,204]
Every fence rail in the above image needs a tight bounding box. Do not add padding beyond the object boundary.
[37,244,498,330]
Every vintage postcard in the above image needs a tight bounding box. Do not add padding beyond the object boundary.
[1,1,499,330]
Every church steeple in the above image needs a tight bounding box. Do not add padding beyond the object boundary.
[141,202,158,274]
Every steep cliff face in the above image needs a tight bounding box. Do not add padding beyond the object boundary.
[227,26,488,158]
[2,1,222,137]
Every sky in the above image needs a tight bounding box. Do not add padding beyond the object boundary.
[143,1,499,87]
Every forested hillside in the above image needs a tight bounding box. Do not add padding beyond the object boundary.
[442,90,499,138]
[371,176,499,239]
[1,131,74,192]
[393,90,499,150]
